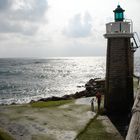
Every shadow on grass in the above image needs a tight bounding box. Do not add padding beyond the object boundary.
[75,114,119,140]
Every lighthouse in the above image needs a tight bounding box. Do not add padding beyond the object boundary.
[104,5,134,114]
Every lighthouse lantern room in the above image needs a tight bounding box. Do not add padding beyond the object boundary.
[113,5,124,22]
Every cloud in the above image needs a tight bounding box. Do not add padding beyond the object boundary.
[63,12,93,38]
[0,0,11,10]
[0,0,48,35]
[11,0,48,21]
[0,19,39,35]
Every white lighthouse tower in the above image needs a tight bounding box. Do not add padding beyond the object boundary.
[104,5,139,114]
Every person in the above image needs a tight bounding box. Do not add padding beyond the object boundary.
[96,92,102,112]
[90,98,95,112]
[137,77,140,90]
[138,77,140,86]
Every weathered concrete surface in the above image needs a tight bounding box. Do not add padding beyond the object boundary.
[126,88,140,140]
[0,97,95,140]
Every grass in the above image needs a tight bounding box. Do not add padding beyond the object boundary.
[0,128,14,140]
[30,100,72,108]
[32,134,55,140]
[75,115,118,140]
[133,77,139,98]
[133,77,139,89]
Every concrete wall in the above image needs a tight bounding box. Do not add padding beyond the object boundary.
[105,38,134,114]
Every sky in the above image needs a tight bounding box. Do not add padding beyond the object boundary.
[0,0,140,58]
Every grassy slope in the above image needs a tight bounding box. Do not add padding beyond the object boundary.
[30,100,72,108]
[0,129,15,140]
[75,95,121,140]
[75,115,119,140]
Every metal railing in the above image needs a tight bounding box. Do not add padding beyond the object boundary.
[131,32,140,52]
[124,19,133,33]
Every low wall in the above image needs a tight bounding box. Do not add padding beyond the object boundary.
[126,87,140,140]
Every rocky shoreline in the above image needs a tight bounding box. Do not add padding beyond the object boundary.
[30,78,105,104]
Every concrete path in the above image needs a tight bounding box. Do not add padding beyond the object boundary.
[0,97,96,140]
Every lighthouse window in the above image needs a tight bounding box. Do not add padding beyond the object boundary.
[115,13,123,21]
[119,13,123,19]
[115,13,119,19]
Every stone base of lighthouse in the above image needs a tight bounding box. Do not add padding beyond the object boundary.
[104,37,134,114]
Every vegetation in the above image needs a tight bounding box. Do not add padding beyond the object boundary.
[75,95,119,140]
[32,134,55,140]
[75,115,118,140]
[30,100,72,108]
[0,128,14,140]
[133,77,139,89]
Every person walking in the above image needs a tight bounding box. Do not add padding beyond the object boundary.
[96,92,102,112]
[90,98,95,112]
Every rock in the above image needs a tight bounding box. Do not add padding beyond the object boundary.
[30,100,36,103]
[62,94,73,100]
[85,78,105,93]
[11,102,17,105]
[77,85,84,88]
[73,91,86,98]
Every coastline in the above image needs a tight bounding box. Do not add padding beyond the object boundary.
[1,78,105,106]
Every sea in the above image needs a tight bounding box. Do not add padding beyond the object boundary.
[0,57,140,105]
